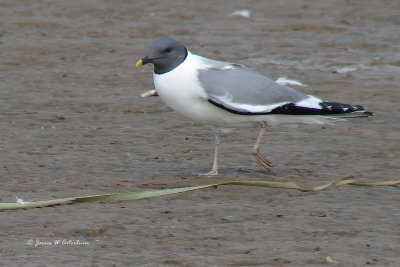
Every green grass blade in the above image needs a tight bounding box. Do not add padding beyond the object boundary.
[0,184,215,210]
[349,180,400,186]
[74,184,215,203]
[0,177,398,211]
[221,180,302,190]
[0,197,75,210]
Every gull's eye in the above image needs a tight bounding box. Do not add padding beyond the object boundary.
[164,47,171,53]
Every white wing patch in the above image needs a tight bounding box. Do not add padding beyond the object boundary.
[275,77,305,87]
[295,95,323,109]
[221,65,236,70]
[217,96,290,113]
[231,102,291,113]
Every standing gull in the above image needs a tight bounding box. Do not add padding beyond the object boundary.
[136,37,372,176]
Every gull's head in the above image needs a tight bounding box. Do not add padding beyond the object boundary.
[136,37,188,74]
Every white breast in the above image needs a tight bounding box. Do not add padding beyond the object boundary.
[153,52,227,125]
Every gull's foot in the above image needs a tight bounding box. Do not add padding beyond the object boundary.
[252,151,272,171]
[195,168,219,176]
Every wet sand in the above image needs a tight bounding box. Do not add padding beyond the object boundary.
[1,0,399,266]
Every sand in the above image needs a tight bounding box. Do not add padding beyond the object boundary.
[1,0,399,266]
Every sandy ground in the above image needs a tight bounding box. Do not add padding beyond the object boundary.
[1,0,399,266]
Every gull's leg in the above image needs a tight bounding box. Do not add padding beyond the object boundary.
[252,122,272,171]
[198,129,220,176]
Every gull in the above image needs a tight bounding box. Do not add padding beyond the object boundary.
[136,37,372,176]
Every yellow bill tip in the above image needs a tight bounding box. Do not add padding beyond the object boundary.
[136,59,143,67]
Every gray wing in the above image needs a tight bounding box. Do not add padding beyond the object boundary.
[197,61,310,114]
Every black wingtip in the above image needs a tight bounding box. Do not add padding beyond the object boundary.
[321,102,375,117]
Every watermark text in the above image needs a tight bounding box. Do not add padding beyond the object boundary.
[26,239,90,247]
